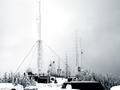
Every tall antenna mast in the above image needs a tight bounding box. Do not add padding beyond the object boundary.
[80,37,83,69]
[37,0,42,75]
[65,53,68,78]
[75,30,82,74]
[75,30,79,68]
[57,57,61,77]
[38,0,41,40]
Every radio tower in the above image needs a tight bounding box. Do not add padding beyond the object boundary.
[37,0,42,75]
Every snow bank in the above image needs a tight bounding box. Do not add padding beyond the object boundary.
[0,83,23,90]
[56,78,67,85]
[25,86,38,90]
[0,83,14,88]
[110,85,120,90]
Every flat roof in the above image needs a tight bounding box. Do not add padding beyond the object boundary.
[65,81,99,83]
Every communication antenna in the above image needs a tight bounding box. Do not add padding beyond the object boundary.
[37,0,42,75]
[80,37,83,69]
[75,30,79,68]
[75,30,83,73]
[65,53,68,78]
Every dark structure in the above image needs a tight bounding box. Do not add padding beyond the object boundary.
[33,75,50,83]
[62,81,104,90]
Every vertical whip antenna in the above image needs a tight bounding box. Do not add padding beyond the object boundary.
[65,53,68,78]
[80,37,83,69]
[75,30,79,67]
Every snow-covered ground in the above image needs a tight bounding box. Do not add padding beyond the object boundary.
[0,78,77,90]
[36,78,67,89]
[0,83,23,90]
[56,78,67,85]
[110,85,120,90]
[34,78,68,90]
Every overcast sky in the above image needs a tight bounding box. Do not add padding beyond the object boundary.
[0,0,120,76]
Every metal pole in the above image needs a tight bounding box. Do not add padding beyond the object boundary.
[37,0,42,75]
[66,53,68,78]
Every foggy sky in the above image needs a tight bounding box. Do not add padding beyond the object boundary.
[0,0,120,76]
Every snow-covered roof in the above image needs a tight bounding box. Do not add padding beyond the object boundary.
[68,81,99,83]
